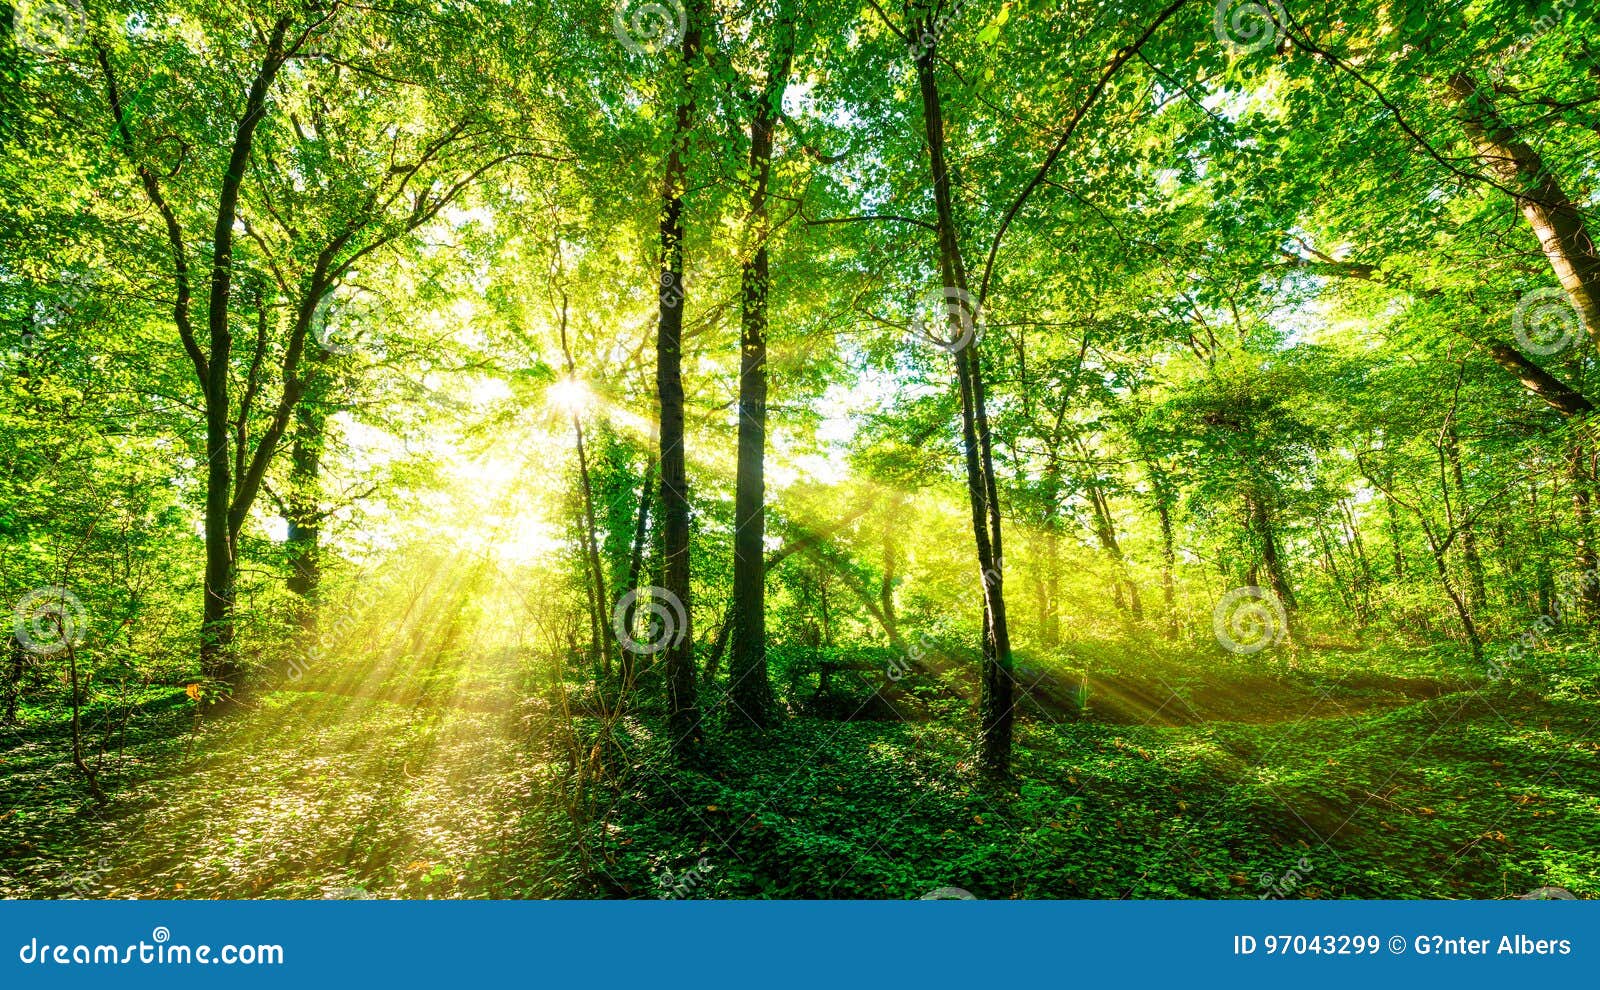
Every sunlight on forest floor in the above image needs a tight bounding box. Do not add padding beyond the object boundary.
[2,637,1595,899]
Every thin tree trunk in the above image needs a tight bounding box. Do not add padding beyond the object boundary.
[701,610,733,692]
[1041,525,1062,647]
[1443,415,1488,611]
[1570,441,1600,623]
[657,5,702,752]
[558,295,615,680]
[1087,479,1142,622]
[1385,489,1406,581]
[620,460,654,694]
[3,636,23,725]
[1338,499,1374,623]
[1155,493,1178,638]
[1423,521,1484,662]
[578,427,608,676]
[1249,492,1298,625]
[285,397,324,617]
[65,639,105,804]
[913,35,1012,776]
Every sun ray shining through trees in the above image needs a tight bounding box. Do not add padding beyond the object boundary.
[1,0,1599,902]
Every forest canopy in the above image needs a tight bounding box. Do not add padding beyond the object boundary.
[1,0,1598,900]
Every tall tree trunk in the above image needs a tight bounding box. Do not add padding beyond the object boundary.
[728,25,795,729]
[1423,520,1484,662]
[1248,491,1297,621]
[878,506,903,647]
[1339,499,1374,623]
[1385,489,1406,581]
[3,636,23,725]
[1041,524,1062,647]
[1530,485,1557,616]
[1491,522,1526,611]
[575,423,610,677]
[1086,479,1142,622]
[1442,415,1488,611]
[1152,483,1179,639]
[913,35,1013,776]
[1570,441,1600,624]
[1316,522,1357,619]
[200,368,236,680]
[657,6,702,752]
[558,295,615,680]
[619,460,654,694]
[285,397,324,616]
[1446,72,1600,346]
[198,19,294,682]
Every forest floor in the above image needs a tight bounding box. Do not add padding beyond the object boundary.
[1,641,1597,900]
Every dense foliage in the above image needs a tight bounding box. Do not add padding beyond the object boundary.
[2,0,1597,899]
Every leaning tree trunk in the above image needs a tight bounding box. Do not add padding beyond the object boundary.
[1446,72,1600,347]
[913,36,1013,777]
[575,421,611,678]
[1248,491,1297,641]
[1423,521,1484,662]
[656,5,702,753]
[1088,480,1142,623]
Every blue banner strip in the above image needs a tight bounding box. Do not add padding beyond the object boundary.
[1,900,1592,987]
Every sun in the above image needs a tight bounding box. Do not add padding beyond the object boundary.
[546,377,593,416]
